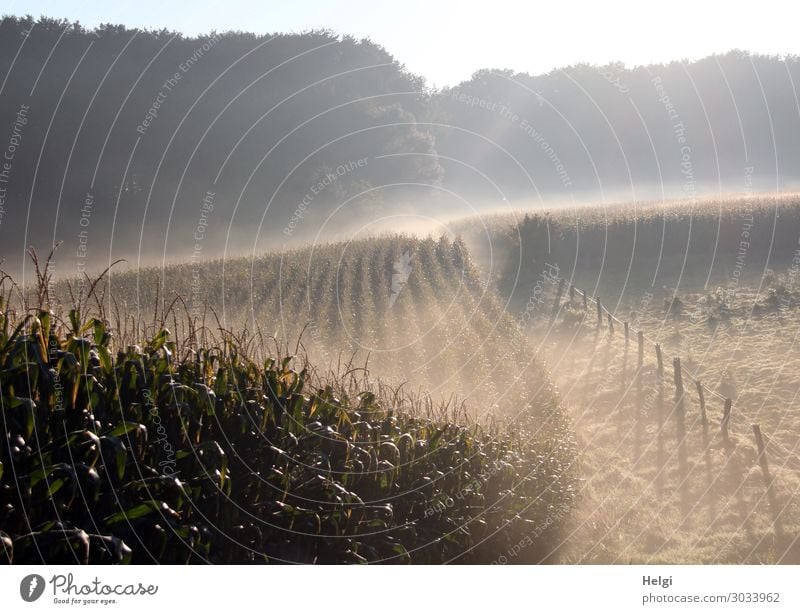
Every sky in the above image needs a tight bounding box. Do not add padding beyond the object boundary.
[3,0,800,86]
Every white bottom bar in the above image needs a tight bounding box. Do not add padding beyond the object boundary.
[1,565,797,613]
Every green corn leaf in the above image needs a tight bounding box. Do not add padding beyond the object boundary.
[107,422,141,437]
[104,500,164,524]
[47,477,65,497]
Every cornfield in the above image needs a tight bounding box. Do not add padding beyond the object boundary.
[456,194,800,302]
[0,236,578,563]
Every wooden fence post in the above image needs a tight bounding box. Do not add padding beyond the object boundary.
[569,284,575,303]
[596,297,602,326]
[673,357,684,394]
[697,381,712,489]
[634,330,644,461]
[655,343,663,376]
[721,398,732,446]
[695,380,707,425]
[752,424,783,537]
[607,313,614,334]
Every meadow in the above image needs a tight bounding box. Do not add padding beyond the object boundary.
[530,283,800,563]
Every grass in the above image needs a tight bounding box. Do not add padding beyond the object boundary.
[526,276,800,563]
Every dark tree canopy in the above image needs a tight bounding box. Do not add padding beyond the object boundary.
[0,16,440,271]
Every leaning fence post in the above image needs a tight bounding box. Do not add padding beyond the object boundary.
[695,380,707,425]
[752,424,783,537]
[697,381,712,489]
[721,398,732,446]
[655,343,663,376]
[607,313,614,334]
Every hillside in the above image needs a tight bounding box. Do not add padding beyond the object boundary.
[447,196,800,562]
[383,195,800,563]
[12,202,800,563]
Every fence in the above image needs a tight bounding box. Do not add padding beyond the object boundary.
[552,279,790,536]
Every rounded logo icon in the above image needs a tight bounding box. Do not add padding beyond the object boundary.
[20,574,45,602]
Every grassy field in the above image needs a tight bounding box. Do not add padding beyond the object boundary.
[530,258,800,563]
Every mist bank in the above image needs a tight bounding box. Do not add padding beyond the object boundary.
[1,16,799,277]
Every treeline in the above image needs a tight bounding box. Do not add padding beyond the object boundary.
[2,16,800,273]
[433,54,800,201]
[0,16,440,269]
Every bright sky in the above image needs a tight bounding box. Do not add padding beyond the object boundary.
[4,0,799,86]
